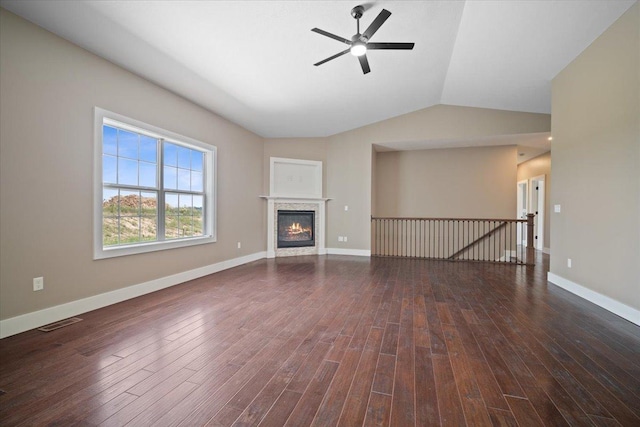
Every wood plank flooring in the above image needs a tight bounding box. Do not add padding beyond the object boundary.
[1,254,639,426]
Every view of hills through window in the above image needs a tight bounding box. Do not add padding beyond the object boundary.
[102,124,205,247]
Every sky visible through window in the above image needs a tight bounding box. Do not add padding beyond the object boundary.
[102,125,204,206]
[102,125,205,246]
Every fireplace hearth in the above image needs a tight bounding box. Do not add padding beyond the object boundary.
[277,210,315,248]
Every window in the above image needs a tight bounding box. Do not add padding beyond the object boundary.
[94,108,216,259]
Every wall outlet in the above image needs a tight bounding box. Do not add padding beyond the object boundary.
[567,258,572,268]
[554,204,561,213]
[338,236,344,242]
[237,241,241,249]
[344,205,349,211]
[343,236,348,242]
[33,277,44,291]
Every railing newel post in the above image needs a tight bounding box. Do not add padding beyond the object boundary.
[526,213,535,265]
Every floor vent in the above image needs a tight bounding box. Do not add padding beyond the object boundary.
[38,317,83,332]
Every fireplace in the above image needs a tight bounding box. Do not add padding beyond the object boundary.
[262,157,326,258]
[277,210,315,248]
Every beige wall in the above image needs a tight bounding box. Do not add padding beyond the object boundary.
[517,152,551,250]
[0,8,553,327]
[375,146,517,218]
[326,105,550,250]
[551,3,639,310]
[0,10,265,320]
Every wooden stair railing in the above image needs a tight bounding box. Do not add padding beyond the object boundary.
[447,221,508,260]
[371,214,535,265]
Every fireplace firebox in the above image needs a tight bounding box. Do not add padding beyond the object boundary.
[277,210,315,248]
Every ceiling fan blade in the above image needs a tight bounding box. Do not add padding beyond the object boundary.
[362,9,391,40]
[314,49,350,66]
[360,2,376,12]
[311,28,351,45]
[367,42,415,50]
[358,54,371,74]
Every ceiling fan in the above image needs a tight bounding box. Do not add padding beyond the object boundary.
[312,5,415,74]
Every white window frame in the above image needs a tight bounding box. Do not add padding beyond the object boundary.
[94,107,216,259]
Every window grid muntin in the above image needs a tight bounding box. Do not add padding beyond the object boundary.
[162,141,205,192]
[164,192,206,240]
[102,122,207,249]
[102,187,160,247]
[102,124,159,188]
[96,108,216,260]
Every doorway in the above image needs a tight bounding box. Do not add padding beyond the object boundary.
[529,175,545,251]
[516,180,528,246]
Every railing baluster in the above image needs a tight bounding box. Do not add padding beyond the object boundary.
[413,219,418,258]
[429,220,432,258]
[366,216,535,263]
[395,219,398,257]
[386,218,389,257]
[381,219,384,257]
[402,219,405,257]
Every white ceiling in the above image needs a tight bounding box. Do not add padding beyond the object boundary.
[1,0,635,141]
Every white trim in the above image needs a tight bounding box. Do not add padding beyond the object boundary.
[94,107,217,260]
[264,197,327,258]
[543,247,551,255]
[260,196,331,201]
[529,174,545,251]
[0,251,266,339]
[326,248,371,257]
[269,157,322,199]
[516,179,529,245]
[498,250,518,262]
[547,272,640,326]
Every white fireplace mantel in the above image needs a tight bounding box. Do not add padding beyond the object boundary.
[259,196,331,202]
[263,157,329,258]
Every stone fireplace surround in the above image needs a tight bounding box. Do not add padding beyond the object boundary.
[263,197,327,258]
[261,157,328,258]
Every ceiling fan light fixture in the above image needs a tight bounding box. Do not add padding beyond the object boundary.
[350,41,367,56]
[312,7,414,74]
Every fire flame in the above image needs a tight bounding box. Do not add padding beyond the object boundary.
[287,222,310,234]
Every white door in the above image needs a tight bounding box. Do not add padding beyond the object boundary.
[529,176,545,250]
[517,180,528,245]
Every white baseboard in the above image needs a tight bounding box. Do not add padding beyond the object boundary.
[0,251,267,339]
[326,248,371,257]
[543,247,551,255]
[547,272,640,326]
[497,250,518,262]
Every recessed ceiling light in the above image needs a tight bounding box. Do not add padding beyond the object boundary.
[548,136,553,141]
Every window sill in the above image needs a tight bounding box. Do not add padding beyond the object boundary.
[94,235,215,260]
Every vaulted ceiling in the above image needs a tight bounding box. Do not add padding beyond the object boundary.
[1,0,635,139]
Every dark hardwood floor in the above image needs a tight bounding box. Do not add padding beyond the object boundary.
[1,253,639,426]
